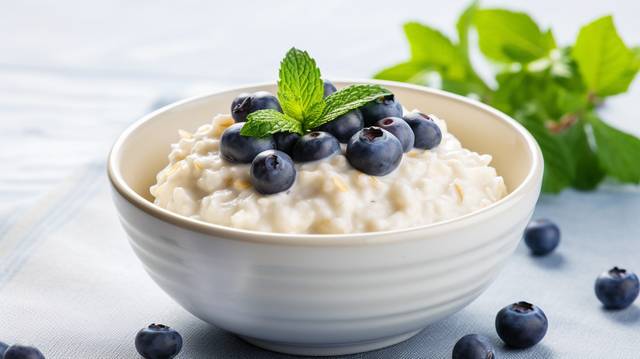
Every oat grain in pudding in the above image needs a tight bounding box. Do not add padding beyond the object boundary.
[150,111,506,234]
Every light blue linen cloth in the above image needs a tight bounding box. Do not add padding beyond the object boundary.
[0,149,638,358]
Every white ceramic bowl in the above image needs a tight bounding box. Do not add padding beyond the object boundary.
[108,80,543,356]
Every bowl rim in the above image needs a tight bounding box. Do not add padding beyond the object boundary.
[108,79,543,246]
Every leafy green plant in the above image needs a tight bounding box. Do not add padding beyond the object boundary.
[242,48,391,137]
[375,2,640,193]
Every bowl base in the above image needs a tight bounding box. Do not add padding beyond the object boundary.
[239,328,423,356]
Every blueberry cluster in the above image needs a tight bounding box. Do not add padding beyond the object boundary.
[523,219,639,309]
[452,301,548,358]
[221,81,443,194]
[451,219,640,358]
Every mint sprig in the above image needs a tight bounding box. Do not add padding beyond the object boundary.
[240,110,302,137]
[241,48,391,138]
[375,5,640,193]
[277,48,325,122]
[307,85,391,129]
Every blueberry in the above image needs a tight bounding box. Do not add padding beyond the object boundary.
[495,301,548,349]
[346,127,403,176]
[375,117,415,152]
[360,94,403,126]
[135,323,183,359]
[524,219,560,256]
[452,334,495,359]
[403,112,442,149]
[3,345,45,359]
[323,80,337,98]
[0,341,8,357]
[317,110,363,143]
[231,91,282,123]
[274,132,300,155]
[220,122,275,163]
[230,92,251,122]
[595,267,639,310]
[250,150,296,194]
[292,131,340,162]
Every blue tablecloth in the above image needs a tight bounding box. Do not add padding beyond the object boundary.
[0,169,638,358]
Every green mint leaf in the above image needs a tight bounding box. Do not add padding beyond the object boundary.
[241,109,303,137]
[373,61,428,82]
[562,121,605,190]
[307,84,391,130]
[456,0,478,60]
[520,117,575,193]
[474,9,552,63]
[403,22,467,80]
[441,78,489,98]
[277,48,325,122]
[455,1,491,98]
[572,16,638,96]
[375,6,490,99]
[588,114,640,183]
[544,29,557,49]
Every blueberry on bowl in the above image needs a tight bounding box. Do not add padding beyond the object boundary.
[323,79,337,98]
[230,92,251,123]
[231,91,282,123]
[251,150,296,195]
[135,323,183,359]
[375,117,415,152]
[317,109,364,143]
[274,132,300,155]
[495,301,548,349]
[524,219,560,256]
[292,131,341,162]
[595,267,639,310]
[3,345,45,359]
[360,94,403,126]
[452,334,495,359]
[403,112,442,150]
[346,127,403,176]
[220,123,275,163]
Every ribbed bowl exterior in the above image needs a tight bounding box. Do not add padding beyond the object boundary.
[112,181,538,354]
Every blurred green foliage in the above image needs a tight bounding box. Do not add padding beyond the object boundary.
[375,2,640,193]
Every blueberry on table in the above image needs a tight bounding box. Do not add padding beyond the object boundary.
[230,91,282,123]
[220,123,275,163]
[403,112,442,150]
[360,94,403,126]
[346,127,403,176]
[595,267,639,310]
[135,323,183,359]
[292,131,341,162]
[452,334,495,359]
[524,219,560,256]
[274,132,301,155]
[317,109,364,143]
[3,345,45,359]
[0,341,7,357]
[375,117,415,152]
[251,150,296,194]
[323,79,337,97]
[495,301,548,349]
